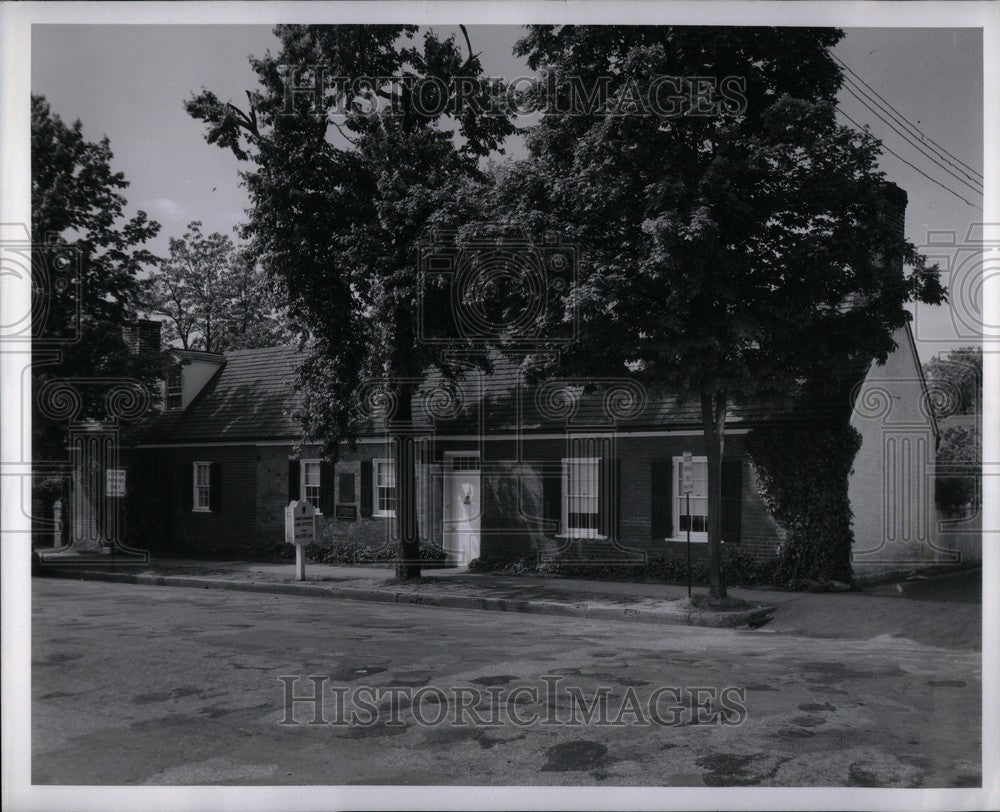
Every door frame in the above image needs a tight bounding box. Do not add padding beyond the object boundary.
[442,451,482,564]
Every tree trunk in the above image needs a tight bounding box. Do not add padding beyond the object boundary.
[393,383,421,581]
[700,390,728,599]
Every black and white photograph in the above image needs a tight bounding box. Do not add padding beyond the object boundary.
[1,2,997,810]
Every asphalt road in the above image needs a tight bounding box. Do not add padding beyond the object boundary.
[32,578,981,787]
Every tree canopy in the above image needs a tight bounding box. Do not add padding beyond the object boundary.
[147,220,290,353]
[31,94,163,462]
[495,26,945,595]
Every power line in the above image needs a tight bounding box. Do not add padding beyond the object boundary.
[831,52,983,182]
[839,77,983,196]
[835,106,978,209]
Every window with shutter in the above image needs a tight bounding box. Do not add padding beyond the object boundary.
[300,459,321,508]
[561,457,600,538]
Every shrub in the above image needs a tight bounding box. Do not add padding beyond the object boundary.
[466,546,780,588]
[936,425,980,515]
[305,539,447,566]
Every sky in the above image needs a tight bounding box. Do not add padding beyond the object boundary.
[31,24,984,362]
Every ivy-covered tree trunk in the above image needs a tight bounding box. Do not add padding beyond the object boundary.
[701,390,728,600]
[747,422,861,586]
[393,382,421,580]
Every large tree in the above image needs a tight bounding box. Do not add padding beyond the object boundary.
[147,221,289,352]
[186,25,513,578]
[31,94,163,462]
[502,26,944,597]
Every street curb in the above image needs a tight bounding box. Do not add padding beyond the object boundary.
[39,568,776,629]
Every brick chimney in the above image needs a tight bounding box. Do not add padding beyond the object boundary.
[123,319,162,355]
[877,181,908,277]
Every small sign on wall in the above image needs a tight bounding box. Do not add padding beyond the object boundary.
[335,504,358,521]
[105,468,126,497]
[681,452,694,495]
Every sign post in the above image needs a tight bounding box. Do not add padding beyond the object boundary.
[284,500,316,581]
[682,452,693,598]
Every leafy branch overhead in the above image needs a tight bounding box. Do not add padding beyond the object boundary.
[186,24,516,455]
[146,220,290,353]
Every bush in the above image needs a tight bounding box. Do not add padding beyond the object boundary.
[467,546,779,588]
[305,539,447,566]
[936,425,980,514]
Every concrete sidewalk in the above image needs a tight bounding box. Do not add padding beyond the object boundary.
[36,558,981,646]
[38,557,777,629]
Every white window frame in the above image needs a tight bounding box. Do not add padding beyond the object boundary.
[447,451,481,471]
[373,458,396,518]
[672,455,708,541]
[165,368,183,411]
[300,459,322,513]
[192,461,211,512]
[560,457,603,540]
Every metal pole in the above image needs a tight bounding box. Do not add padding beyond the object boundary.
[686,492,692,598]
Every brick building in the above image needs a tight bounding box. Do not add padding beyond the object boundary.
[128,325,946,581]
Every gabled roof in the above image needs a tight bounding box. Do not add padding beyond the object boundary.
[143,345,304,443]
[169,348,226,365]
[142,344,865,446]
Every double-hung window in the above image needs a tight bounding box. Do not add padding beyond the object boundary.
[373,458,396,517]
[166,368,183,410]
[193,462,211,511]
[674,456,708,539]
[301,459,321,509]
[562,457,600,538]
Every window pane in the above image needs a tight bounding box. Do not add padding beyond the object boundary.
[303,462,320,487]
[377,460,395,488]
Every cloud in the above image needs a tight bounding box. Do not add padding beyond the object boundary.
[146,198,186,220]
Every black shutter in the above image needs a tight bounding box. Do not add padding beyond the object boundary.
[650,458,673,539]
[287,459,300,504]
[721,457,742,543]
[182,462,193,512]
[359,460,373,517]
[598,456,620,539]
[210,463,222,513]
[338,473,356,504]
[319,461,335,514]
[541,462,561,536]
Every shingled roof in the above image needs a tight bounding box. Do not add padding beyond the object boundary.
[143,345,305,443]
[142,344,865,445]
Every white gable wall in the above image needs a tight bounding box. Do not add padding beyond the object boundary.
[849,324,943,582]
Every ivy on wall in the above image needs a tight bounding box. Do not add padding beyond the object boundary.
[746,421,862,585]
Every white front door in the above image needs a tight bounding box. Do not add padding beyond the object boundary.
[443,453,481,565]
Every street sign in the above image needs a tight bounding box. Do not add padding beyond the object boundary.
[681,452,694,495]
[105,468,126,497]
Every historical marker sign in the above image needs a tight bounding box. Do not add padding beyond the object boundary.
[105,468,126,497]
[284,500,316,546]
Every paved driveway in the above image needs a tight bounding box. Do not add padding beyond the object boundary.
[32,579,980,787]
